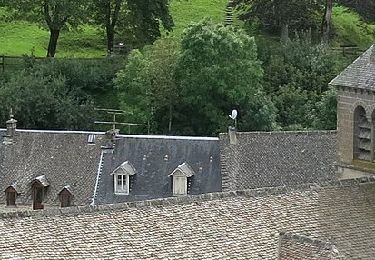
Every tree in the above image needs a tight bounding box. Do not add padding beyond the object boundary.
[0,0,87,57]
[175,19,276,135]
[261,35,347,129]
[233,0,323,37]
[0,70,94,129]
[91,0,173,53]
[91,0,124,54]
[311,86,337,130]
[115,37,180,134]
[321,0,333,44]
[338,0,375,22]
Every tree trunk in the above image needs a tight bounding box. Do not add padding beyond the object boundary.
[321,0,333,45]
[106,26,115,54]
[168,103,173,134]
[280,23,289,44]
[104,0,122,54]
[47,29,60,57]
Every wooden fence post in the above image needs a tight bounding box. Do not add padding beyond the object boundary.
[1,55,4,73]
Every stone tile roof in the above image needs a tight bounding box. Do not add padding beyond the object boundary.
[95,135,221,204]
[0,130,105,206]
[0,178,374,259]
[330,45,375,90]
[220,131,337,191]
[278,232,342,259]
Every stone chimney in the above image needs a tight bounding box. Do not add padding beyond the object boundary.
[4,110,17,144]
[101,129,119,153]
[228,126,237,145]
[371,45,375,63]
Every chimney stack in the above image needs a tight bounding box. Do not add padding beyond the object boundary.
[228,126,237,145]
[371,45,375,63]
[4,109,17,144]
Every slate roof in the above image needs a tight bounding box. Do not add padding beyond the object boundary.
[0,129,105,206]
[95,135,221,204]
[0,178,374,259]
[220,131,338,191]
[278,232,342,259]
[330,44,375,90]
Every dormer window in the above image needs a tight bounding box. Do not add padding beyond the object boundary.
[58,186,73,207]
[5,185,17,206]
[31,175,49,210]
[169,162,195,196]
[111,161,136,195]
[88,134,96,144]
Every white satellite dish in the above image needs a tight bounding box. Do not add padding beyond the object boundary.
[229,109,238,120]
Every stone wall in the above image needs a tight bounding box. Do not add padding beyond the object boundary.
[337,86,375,165]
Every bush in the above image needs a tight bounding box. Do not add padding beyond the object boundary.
[261,36,348,129]
[0,70,94,129]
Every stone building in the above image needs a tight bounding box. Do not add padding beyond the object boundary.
[220,129,338,191]
[331,44,375,178]
[0,117,221,211]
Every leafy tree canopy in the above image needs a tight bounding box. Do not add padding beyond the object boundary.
[115,37,180,134]
[175,19,276,135]
[0,69,94,129]
[233,0,324,34]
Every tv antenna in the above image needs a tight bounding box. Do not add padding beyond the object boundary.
[229,109,238,128]
[94,108,142,134]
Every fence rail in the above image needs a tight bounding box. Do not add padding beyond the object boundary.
[0,55,109,73]
[331,45,365,57]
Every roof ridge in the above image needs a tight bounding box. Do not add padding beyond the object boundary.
[1,176,374,220]
[219,130,337,136]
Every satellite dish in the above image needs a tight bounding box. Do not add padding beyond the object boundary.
[229,109,238,120]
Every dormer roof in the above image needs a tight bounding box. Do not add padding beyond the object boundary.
[4,183,18,193]
[58,185,73,195]
[169,162,195,177]
[32,175,49,187]
[330,44,375,91]
[111,161,136,176]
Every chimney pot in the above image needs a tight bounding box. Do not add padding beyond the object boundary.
[6,112,17,135]
[228,126,237,145]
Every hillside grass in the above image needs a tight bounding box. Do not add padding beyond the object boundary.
[169,0,227,36]
[0,0,227,57]
[332,6,375,48]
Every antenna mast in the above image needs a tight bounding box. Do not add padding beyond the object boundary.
[94,108,142,134]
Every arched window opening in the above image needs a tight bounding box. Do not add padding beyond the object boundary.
[5,186,17,206]
[354,106,371,161]
[58,186,73,208]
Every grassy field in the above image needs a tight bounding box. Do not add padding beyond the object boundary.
[0,0,227,57]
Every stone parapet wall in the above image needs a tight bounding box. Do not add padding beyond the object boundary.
[1,176,374,220]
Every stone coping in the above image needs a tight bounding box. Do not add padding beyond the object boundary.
[279,231,334,249]
[219,130,337,137]
[0,176,373,220]
[339,162,375,174]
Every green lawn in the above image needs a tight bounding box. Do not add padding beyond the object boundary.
[169,0,227,36]
[0,0,228,57]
